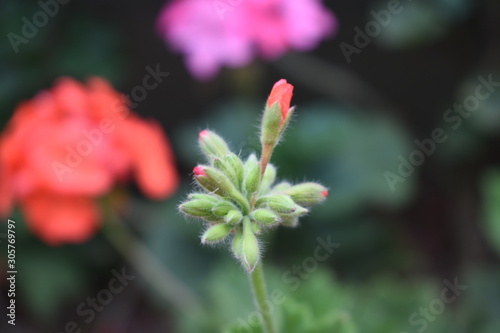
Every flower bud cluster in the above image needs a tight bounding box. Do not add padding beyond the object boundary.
[179,129,327,272]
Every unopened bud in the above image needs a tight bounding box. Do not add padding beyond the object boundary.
[224,153,244,188]
[212,201,237,217]
[257,194,296,214]
[193,165,225,196]
[251,209,281,225]
[199,130,231,160]
[232,229,244,259]
[271,181,292,193]
[242,218,260,272]
[179,199,216,217]
[244,156,261,196]
[261,79,294,148]
[285,182,328,207]
[225,210,243,225]
[202,224,233,244]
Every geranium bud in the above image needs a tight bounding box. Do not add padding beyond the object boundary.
[213,157,237,185]
[203,166,250,213]
[261,79,294,148]
[193,165,224,195]
[242,218,260,272]
[199,129,231,160]
[251,209,281,225]
[232,229,244,259]
[225,210,243,225]
[285,182,328,207]
[223,153,245,188]
[179,199,216,217]
[271,181,292,193]
[202,223,233,244]
[212,201,237,217]
[259,163,277,194]
[244,156,261,196]
[188,193,219,202]
[257,194,297,214]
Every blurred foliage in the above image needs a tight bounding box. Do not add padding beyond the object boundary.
[374,0,475,48]
[178,262,500,333]
[480,169,500,256]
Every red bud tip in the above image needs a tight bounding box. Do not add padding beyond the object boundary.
[322,190,328,198]
[199,130,209,140]
[193,166,207,176]
[267,79,294,123]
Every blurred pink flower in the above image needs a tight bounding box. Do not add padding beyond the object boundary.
[157,0,336,80]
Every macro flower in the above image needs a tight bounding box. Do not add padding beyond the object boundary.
[0,77,179,245]
[156,0,336,80]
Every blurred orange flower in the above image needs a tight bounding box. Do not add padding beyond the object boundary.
[0,77,179,245]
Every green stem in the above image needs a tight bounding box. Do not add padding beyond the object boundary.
[249,263,277,333]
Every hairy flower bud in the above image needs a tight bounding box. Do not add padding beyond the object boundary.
[285,182,328,207]
[179,198,216,217]
[251,208,281,225]
[202,223,233,244]
[244,156,261,196]
[199,130,231,160]
[242,218,260,272]
[223,153,245,188]
[225,210,243,225]
[212,201,237,217]
[261,80,294,148]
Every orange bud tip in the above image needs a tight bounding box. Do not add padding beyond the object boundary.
[267,79,294,123]
[199,130,209,140]
[322,190,328,198]
[193,166,207,176]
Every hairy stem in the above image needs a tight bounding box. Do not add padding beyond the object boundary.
[249,263,277,333]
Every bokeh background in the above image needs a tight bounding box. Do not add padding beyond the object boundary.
[1,0,500,332]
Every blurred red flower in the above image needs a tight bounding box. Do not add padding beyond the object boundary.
[0,77,179,245]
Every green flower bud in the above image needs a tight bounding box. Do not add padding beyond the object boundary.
[213,153,244,187]
[194,166,250,213]
[257,194,296,214]
[259,163,277,195]
[198,130,231,160]
[212,201,237,217]
[188,193,220,202]
[251,209,281,225]
[260,102,282,147]
[242,218,260,272]
[225,210,243,225]
[244,156,261,197]
[232,229,244,259]
[285,182,328,207]
[179,198,216,217]
[224,153,245,188]
[271,181,292,193]
[201,224,233,244]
